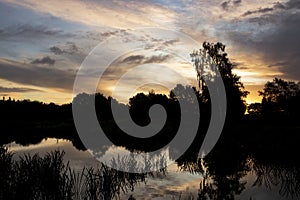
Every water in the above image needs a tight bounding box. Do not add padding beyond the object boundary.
[7,138,300,200]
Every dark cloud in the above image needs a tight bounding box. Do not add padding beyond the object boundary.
[242,7,274,17]
[16,24,62,36]
[0,58,75,91]
[236,66,249,70]
[49,46,63,55]
[148,37,179,46]
[286,0,300,9]
[233,0,242,5]
[0,24,73,39]
[83,29,127,41]
[66,42,79,52]
[241,1,287,17]
[229,0,300,80]
[0,86,40,93]
[221,1,230,10]
[143,55,171,64]
[100,30,119,37]
[122,55,145,64]
[267,62,288,68]
[163,39,179,46]
[273,2,285,9]
[144,38,180,51]
[121,54,171,65]
[50,42,80,55]
[221,0,242,11]
[260,12,300,80]
[84,29,127,40]
[232,61,248,69]
[31,56,55,65]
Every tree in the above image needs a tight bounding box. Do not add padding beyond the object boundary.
[247,103,262,115]
[191,42,249,120]
[129,91,170,126]
[259,78,300,116]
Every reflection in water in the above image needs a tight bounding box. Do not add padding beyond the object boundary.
[8,138,69,152]
[93,145,171,173]
[2,142,164,200]
[252,158,300,199]
[177,143,300,200]
[5,138,300,199]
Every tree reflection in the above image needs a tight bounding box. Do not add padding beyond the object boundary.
[252,157,300,199]
[177,143,249,199]
[176,139,300,200]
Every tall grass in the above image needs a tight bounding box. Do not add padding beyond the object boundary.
[0,146,152,200]
[0,146,14,200]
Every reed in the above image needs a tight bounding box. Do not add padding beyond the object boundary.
[0,146,156,200]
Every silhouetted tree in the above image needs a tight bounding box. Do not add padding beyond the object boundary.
[129,91,170,126]
[247,103,262,115]
[259,78,300,116]
[191,42,249,121]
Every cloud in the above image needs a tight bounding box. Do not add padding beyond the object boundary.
[231,61,248,70]
[260,12,300,80]
[273,2,285,9]
[143,55,172,64]
[50,42,81,55]
[31,56,55,65]
[241,1,288,17]
[3,0,173,28]
[221,0,242,11]
[221,1,230,10]
[49,46,63,55]
[242,7,275,17]
[233,0,242,5]
[0,58,75,91]
[16,24,62,36]
[0,86,40,93]
[163,39,179,46]
[228,0,300,81]
[122,55,145,64]
[0,24,71,39]
[236,66,249,70]
[100,30,126,37]
[121,54,171,65]
[286,0,300,9]
[144,38,181,50]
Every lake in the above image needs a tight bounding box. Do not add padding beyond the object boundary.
[7,138,300,200]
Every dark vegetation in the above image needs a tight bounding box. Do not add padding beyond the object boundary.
[1,42,300,199]
[0,146,158,200]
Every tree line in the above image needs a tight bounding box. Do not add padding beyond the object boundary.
[0,42,299,154]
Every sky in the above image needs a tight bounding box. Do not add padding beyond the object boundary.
[0,0,299,104]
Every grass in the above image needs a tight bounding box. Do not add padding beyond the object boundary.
[0,145,150,200]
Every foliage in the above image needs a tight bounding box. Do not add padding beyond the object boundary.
[259,78,300,116]
[128,91,171,126]
[191,42,249,120]
[247,103,262,115]
[204,42,249,118]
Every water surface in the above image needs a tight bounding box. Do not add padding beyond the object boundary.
[7,138,299,200]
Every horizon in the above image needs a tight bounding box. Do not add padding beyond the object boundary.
[0,85,261,106]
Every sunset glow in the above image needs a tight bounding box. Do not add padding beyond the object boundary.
[1,0,299,104]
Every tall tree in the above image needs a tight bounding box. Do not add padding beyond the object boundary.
[191,42,249,120]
